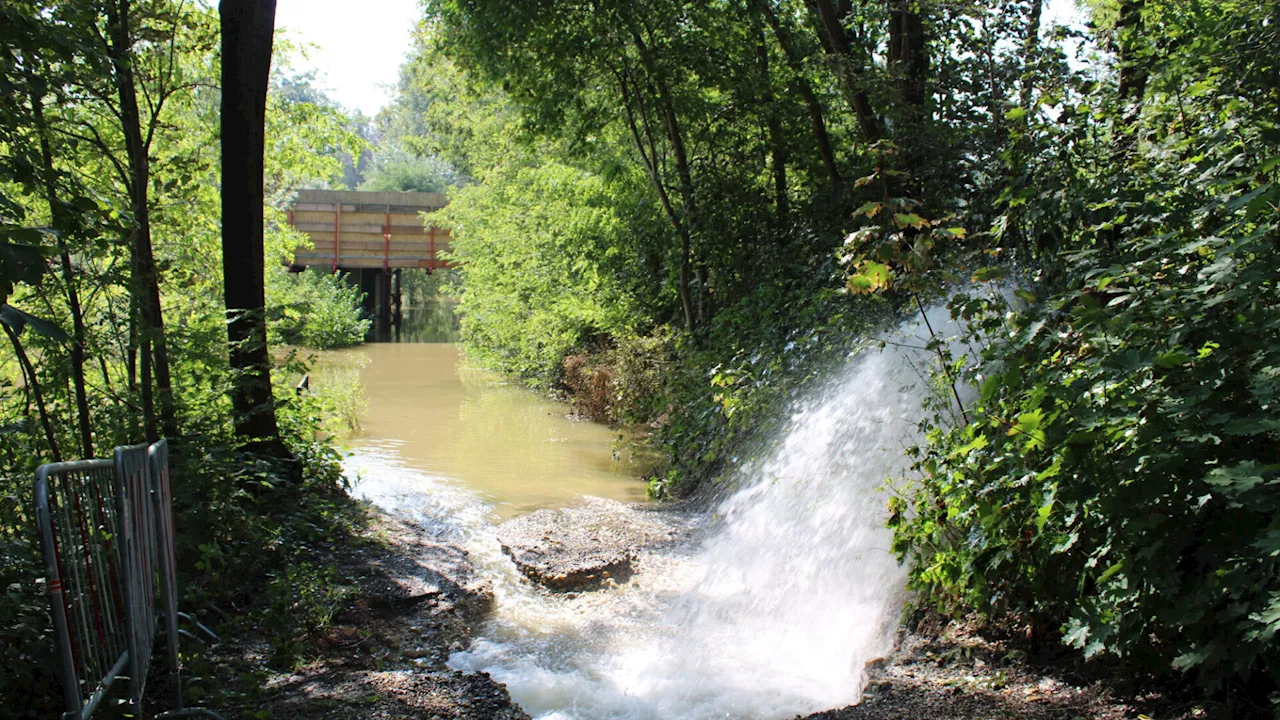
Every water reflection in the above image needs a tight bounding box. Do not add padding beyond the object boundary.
[313,343,649,519]
[372,301,461,343]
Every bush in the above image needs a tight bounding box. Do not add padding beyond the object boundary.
[439,161,647,381]
[267,268,371,349]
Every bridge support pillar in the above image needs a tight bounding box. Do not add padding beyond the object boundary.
[373,269,391,342]
[345,268,403,342]
[392,269,403,341]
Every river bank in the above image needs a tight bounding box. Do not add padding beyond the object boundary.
[221,511,528,720]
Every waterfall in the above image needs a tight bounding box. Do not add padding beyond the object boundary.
[448,305,958,720]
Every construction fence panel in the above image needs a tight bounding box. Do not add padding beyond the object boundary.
[35,459,130,719]
[35,440,219,720]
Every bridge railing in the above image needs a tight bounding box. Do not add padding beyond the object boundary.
[35,440,220,719]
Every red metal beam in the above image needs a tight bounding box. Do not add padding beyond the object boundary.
[332,206,340,274]
[428,225,435,274]
[383,207,391,272]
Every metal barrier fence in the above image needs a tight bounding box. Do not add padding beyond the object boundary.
[35,440,220,720]
[149,439,184,710]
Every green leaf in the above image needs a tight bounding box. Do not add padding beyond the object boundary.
[971,266,1007,283]
[1008,408,1046,449]
[846,260,894,295]
[1063,618,1092,650]
[1155,350,1193,368]
[1098,561,1125,583]
[1035,481,1058,533]
[0,241,49,302]
[953,432,990,458]
[893,213,930,230]
[853,201,882,218]
[1202,462,1270,499]
[1172,645,1214,671]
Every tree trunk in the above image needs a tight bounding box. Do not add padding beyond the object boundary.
[1019,0,1043,110]
[616,68,698,335]
[760,0,841,191]
[888,8,928,110]
[807,0,881,142]
[756,24,790,219]
[106,0,177,441]
[3,322,61,462]
[1113,0,1148,156]
[626,24,700,334]
[220,0,289,455]
[25,78,94,457]
[887,4,929,189]
[1012,0,1045,254]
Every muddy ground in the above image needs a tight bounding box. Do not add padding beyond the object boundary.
[214,514,528,720]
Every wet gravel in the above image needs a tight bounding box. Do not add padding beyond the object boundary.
[798,623,1222,720]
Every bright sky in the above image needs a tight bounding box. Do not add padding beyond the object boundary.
[275,0,422,117]
[274,0,1084,119]
[1046,0,1082,24]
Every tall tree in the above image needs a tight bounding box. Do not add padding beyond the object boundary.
[754,16,790,218]
[4,7,97,456]
[1112,0,1148,157]
[220,0,287,454]
[25,75,95,456]
[757,0,842,191]
[887,2,930,192]
[888,5,929,110]
[806,0,881,142]
[106,0,179,441]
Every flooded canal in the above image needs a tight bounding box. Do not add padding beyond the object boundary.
[312,307,650,519]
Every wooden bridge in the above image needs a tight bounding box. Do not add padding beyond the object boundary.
[287,189,453,340]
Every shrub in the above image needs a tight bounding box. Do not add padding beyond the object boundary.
[267,268,371,349]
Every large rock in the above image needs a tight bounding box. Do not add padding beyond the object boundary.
[496,497,689,592]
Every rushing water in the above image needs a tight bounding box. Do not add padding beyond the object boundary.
[447,308,955,720]
[331,304,957,720]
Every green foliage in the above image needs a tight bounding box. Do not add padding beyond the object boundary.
[891,0,1280,702]
[262,561,356,664]
[423,0,1280,706]
[440,161,648,380]
[898,199,1280,689]
[359,149,458,192]
[267,268,371,349]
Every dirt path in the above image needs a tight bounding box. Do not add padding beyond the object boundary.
[247,515,529,720]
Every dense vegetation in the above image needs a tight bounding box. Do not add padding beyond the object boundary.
[0,2,370,716]
[377,0,1280,710]
[2,0,1277,715]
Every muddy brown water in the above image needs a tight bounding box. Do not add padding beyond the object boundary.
[312,333,650,520]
